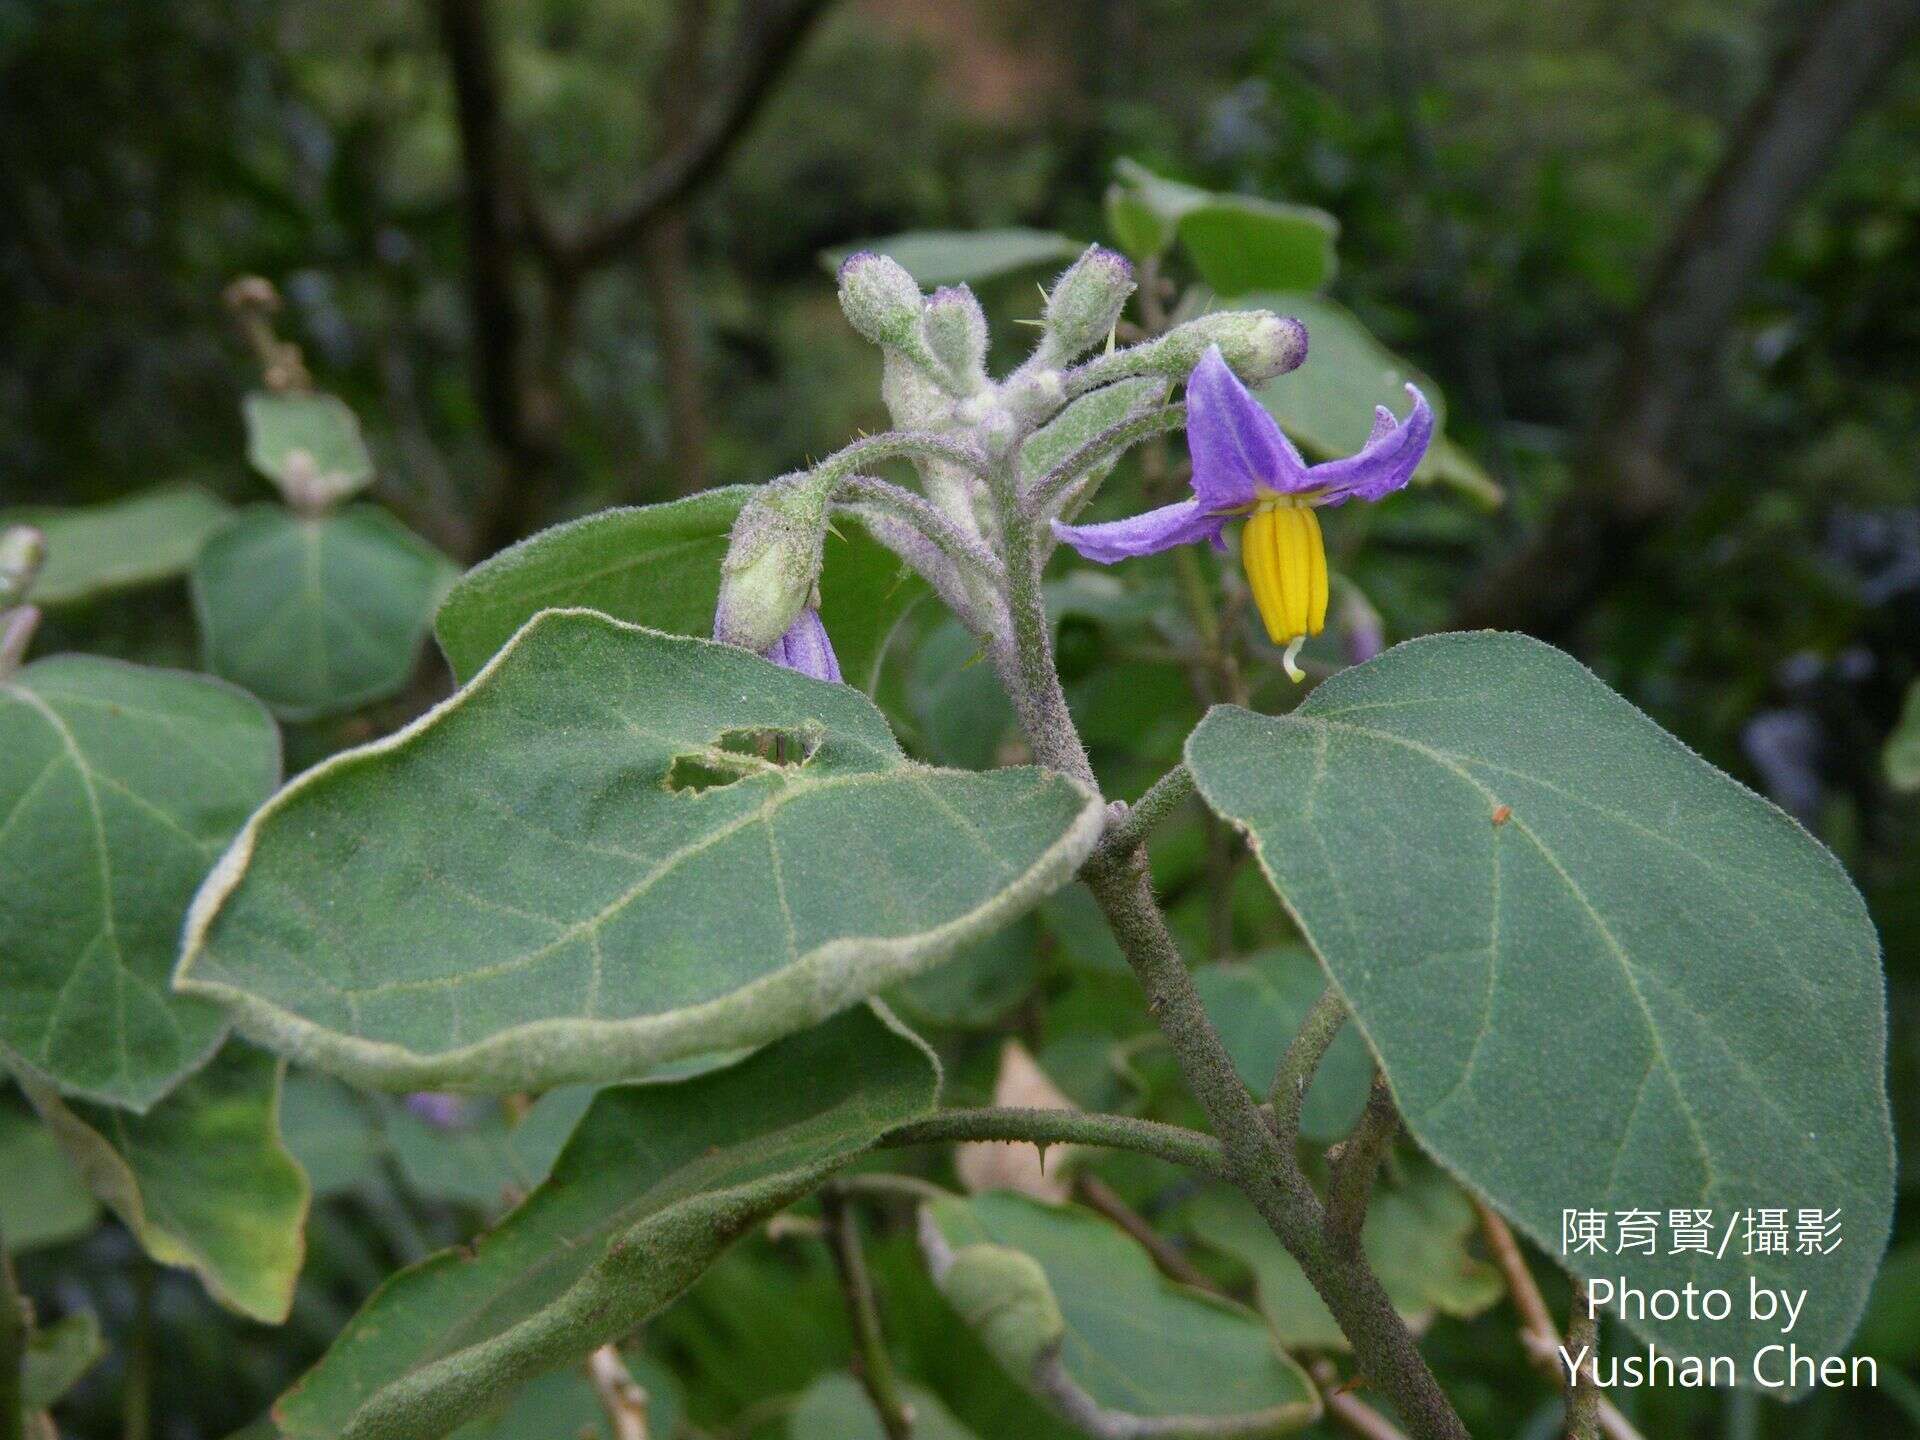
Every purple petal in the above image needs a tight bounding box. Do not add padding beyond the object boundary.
[762,607,842,684]
[1051,497,1228,564]
[1185,345,1306,509]
[1309,385,1435,505]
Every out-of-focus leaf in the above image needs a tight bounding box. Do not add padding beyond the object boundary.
[192,503,455,720]
[278,1071,385,1198]
[789,1373,978,1440]
[1241,291,1501,506]
[1186,632,1892,1377]
[0,1102,98,1250]
[0,486,234,605]
[920,1193,1318,1435]
[244,392,374,508]
[1193,947,1374,1143]
[17,1046,309,1323]
[1186,1162,1503,1350]
[887,915,1040,1031]
[446,1350,684,1440]
[1178,197,1338,295]
[272,1006,940,1440]
[0,655,279,1110]
[21,1311,103,1411]
[818,230,1084,288]
[433,491,924,696]
[1885,680,1920,792]
[180,612,1102,1095]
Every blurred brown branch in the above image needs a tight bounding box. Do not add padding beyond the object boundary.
[1456,0,1920,637]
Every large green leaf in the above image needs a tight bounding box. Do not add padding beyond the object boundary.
[1192,948,1373,1144]
[433,490,925,695]
[1185,632,1892,1373]
[243,392,375,508]
[16,1045,308,1323]
[0,655,280,1109]
[919,1193,1319,1436]
[1186,1163,1502,1350]
[1241,292,1500,506]
[819,230,1085,288]
[192,503,455,721]
[789,1373,978,1440]
[0,1102,98,1250]
[1177,198,1338,296]
[272,1005,939,1440]
[0,485,234,605]
[178,611,1102,1093]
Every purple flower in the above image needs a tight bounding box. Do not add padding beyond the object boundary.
[1051,345,1434,680]
[760,606,842,684]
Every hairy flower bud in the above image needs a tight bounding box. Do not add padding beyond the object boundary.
[1041,245,1135,361]
[1159,311,1308,384]
[922,285,989,394]
[712,476,831,654]
[837,251,927,354]
[0,526,47,608]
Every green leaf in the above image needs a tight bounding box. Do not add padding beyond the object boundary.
[1177,197,1339,296]
[1109,160,1212,232]
[920,1193,1319,1436]
[1192,948,1373,1144]
[16,1045,309,1323]
[1103,182,1173,262]
[1186,1163,1503,1350]
[272,1005,940,1440]
[886,915,1040,1031]
[433,490,925,695]
[179,611,1102,1092]
[1239,292,1501,506]
[0,485,234,606]
[448,1351,684,1440]
[278,1071,386,1197]
[1885,680,1920,792]
[789,1373,978,1440]
[0,655,280,1109]
[192,503,455,721]
[244,392,375,508]
[819,230,1085,288]
[0,1101,98,1251]
[21,1312,104,1411]
[1185,632,1893,1374]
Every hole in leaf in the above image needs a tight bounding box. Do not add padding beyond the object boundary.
[665,726,820,794]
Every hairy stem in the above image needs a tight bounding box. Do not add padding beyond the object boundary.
[835,476,1005,583]
[1566,1281,1599,1440]
[1026,403,1188,516]
[819,1186,913,1440]
[1097,763,1195,860]
[879,1107,1227,1180]
[1270,983,1349,1138]
[1325,1075,1398,1255]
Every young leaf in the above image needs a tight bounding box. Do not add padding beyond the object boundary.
[0,655,280,1110]
[919,1193,1319,1437]
[15,1045,309,1323]
[0,485,234,606]
[1177,196,1339,296]
[178,611,1103,1093]
[1192,947,1373,1143]
[818,230,1085,287]
[433,490,926,694]
[272,1004,940,1440]
[1185,631,1893,1376]
[192,503,456,721]
[1186,1163,1503,1350]
[243,392,375,509]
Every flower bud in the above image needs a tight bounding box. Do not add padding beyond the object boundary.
[0,526,47,608]
[837,251,927,354]
[1041,245,1135,361]
[922,285,989,393]
[1160,311,1308,384]
[712,476,831,654]
[761,605,842,684]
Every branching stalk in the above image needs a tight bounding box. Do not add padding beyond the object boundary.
[834,476,1004,583]
[1325,1075,1398,1255]
[1269,984,1349,1140]
[819,1185,914,1440]
[1097,764,1196,861]
[878,1107,1228,1180]
[1025,404,1188,516]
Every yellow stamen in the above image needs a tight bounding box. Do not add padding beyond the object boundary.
[1240,499,1329,679]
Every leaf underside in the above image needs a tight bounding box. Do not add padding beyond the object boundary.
[273,1004,940,1440]
[178,610,1103,1092]
[0,655,280,1110]
[1186,631,1892,1374]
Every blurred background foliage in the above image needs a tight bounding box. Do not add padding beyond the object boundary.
[3,0,1919,1437]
